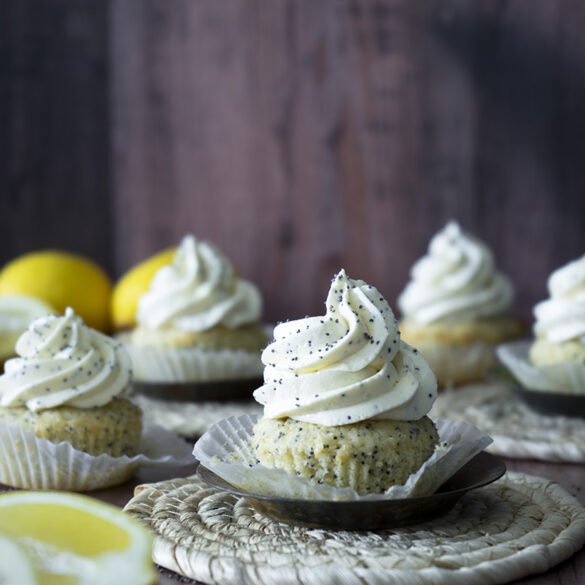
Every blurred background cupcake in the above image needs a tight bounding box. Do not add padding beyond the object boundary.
[397,221,524,387]
[498,253,585,394]
[0,307,141,458]
[122,234,269,384]
[530,253,585,370]
[0,306,150,489]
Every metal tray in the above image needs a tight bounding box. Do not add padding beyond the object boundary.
[488,366,585,418]
[132,377,263,402]
[197,451,506,531]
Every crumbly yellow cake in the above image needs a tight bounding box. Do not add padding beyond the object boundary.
[399,316,524,385]
[529,339,585,367]
[253,416,438,495]
[399,316,524,346]
[0,397,142,457]
[129,323,268,352]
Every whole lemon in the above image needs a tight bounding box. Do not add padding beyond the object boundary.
[111,248,175,331]
[0,251,112,332]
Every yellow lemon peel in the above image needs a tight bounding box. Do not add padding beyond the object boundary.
[0,251,111,333]
[0,490,156,585]
[111,248,175,331]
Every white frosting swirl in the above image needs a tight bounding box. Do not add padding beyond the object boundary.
[0,308,131,412]
[398,222,514,325]
[253,270,437,425]
[136,235,262,332]
[533,254,585,344]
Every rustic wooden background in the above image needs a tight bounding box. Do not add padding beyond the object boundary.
[2,0,585,324]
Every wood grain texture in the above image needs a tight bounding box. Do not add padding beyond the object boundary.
[109,0,585,324]
[109,0,427,322]
[427,0,585,313]
[1,0,585,326]
[0,0,112,270]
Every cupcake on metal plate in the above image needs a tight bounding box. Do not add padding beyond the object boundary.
[122,235,270,401]
[194,270,496,530]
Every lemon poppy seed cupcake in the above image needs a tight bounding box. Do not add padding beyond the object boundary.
[529,253,585,368]
[123,235,267,383]
[0,308,141,457]
[252,269,438,495]
[397,222,523,386]
[497,254,585,395]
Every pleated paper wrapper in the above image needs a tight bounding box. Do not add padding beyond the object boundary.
[0,420,194,491]
[118,324,271,383]
[497,340,585,394]
[193,414,492,501]
[123,342,264,383]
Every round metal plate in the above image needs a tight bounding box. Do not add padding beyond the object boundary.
[487,366,585,418]
[132,377,263,402]
[197,451,506,530]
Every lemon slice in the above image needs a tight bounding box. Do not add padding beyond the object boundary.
[111,248,176,331]
[0,491,156,585]
[0,295,55,361]
[0,250,112,332]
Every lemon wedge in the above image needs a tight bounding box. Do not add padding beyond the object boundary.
[0,251,112,333]
[111,248,175,331]
[0,295,55,361]
[0,491,156,585]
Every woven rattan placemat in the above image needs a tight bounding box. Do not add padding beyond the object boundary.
[132,395,262,439]
[431,384,585,462]
[125,472,585,585]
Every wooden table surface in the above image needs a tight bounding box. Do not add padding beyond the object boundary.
[82,455,585,585]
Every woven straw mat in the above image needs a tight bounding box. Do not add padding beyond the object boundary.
[430,383,585,462]
[124,472,585,585]
[132,394,262,438]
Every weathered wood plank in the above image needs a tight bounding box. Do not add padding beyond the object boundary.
[1,0,584,326]
[0,0,112,271]
[110,0,427,322]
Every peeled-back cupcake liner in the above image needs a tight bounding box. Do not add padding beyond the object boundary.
[193,414,492,501]
[0,420,194,491]
[497,340,585,394]
[123,341,264,383]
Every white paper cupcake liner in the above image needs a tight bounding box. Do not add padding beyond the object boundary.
[133,394,262,438]
[193,414,492,501]
[123,342,264,383]
[0,420,194,491]
[417,341,497,386]
[497,341,585,394]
